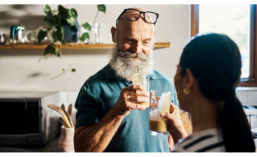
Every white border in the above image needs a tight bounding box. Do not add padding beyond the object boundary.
[3,152,257,157]
[1,0,257,4]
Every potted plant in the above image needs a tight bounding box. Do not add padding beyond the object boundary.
[38,4,106,57]
[37,4,79,57]
[37,4,106,77]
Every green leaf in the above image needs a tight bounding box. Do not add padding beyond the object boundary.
[45,13,56,27]
[52,31,58,42]
[37,30,48,43]
[82,22,91,31]
[55,15,62,26]
[44,4,51,14]
[51,27,63,42]
[56,27,63,42]
[70,8,78,18]
[97,4,106,13]
[80,32,90,41]
[58,5,70,19]
[66,17,75,26]
[44,44,57,56]
[60,26,64,33]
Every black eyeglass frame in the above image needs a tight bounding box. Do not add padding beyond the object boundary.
[116,8,159,26]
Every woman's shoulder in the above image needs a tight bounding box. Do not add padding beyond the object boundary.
[173,128,225,152]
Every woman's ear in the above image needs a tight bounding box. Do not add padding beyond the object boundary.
[183,68,194,93]
[111,27,117,43]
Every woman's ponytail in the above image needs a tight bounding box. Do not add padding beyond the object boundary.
[220,94,255,152]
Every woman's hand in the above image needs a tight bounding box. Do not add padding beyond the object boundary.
[160,103,188,145]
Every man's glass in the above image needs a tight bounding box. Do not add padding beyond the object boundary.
[116,9,159,25]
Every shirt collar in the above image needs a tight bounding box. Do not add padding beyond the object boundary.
[104,64,121,80]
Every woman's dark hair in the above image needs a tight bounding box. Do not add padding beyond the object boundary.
[179,33,255,152]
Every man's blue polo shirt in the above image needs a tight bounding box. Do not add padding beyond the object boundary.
[75,64,178,152]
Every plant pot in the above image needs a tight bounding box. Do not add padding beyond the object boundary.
[62,20,80,43]
[57,126,75,152]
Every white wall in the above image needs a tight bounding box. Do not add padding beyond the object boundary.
[0,4,191,92]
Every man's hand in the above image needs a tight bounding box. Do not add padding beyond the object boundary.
[74,85,149,152]
[114,85,149,116]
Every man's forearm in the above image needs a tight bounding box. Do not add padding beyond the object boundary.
[74,106,125,152]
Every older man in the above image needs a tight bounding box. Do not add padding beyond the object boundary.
[74,8,177,152]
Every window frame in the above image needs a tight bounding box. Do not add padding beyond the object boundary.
[191,4,257,87]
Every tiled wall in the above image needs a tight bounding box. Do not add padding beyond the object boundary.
[236,87,257,106]
[236,87,257,129]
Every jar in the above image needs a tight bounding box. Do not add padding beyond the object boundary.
[57,126,75,152]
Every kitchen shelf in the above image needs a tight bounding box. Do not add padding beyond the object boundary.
[0,42,170,50]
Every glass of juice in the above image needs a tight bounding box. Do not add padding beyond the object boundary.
[132,72,150,107]
[149,90,171,133]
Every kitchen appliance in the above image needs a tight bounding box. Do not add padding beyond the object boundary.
[0,91,78,146]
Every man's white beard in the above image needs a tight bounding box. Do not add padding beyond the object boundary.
[109,45,154,81]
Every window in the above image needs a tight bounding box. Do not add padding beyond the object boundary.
[191,5,257,87]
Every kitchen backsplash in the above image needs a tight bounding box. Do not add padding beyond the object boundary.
[236,87,257,106]
[236,87,257,130]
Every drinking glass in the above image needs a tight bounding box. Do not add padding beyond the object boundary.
[132,72,150,107]
[149,90,171,133]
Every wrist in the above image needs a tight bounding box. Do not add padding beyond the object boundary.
[169,120,188,143]
[111,103,128,118]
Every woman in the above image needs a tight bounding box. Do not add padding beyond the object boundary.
[161,33,255,152]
